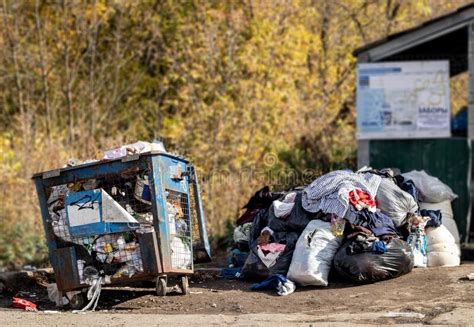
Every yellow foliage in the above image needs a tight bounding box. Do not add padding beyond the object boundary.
[0,0,470,266]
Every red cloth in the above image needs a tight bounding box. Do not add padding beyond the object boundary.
[12,297,37,311]
[349,189,376,212]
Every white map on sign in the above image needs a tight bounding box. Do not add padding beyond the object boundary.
[356,61,450,139]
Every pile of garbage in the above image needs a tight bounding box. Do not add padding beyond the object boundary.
[223,168,461,295]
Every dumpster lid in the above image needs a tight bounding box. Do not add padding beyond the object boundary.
[32,151,189,179]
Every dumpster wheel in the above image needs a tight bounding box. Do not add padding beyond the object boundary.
[181,276,189,295]
[69,293,85,310]
[156,277,167,296]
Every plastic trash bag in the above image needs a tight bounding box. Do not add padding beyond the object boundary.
[426,225,460,267]
[233,223,252,244]
[376,178,418,227]
[287,220,343,286]
[241,235,299,280]
[407,215,430,267]
[171,237,192,269]
[427,250,460,267]
[333,238,414,284]
[47,283,69,306]
[402,170,457,203]
[273,192,297,218]
[420,201,460,245]
[103,141,166,160]
[267,193,320,233]
[426,225,457,250]
[240,209,300,280]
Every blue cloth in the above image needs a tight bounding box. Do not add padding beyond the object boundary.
[221,267,242,279]
[399,179,420,203]
[251,274,288,291]
[396,176,443,228]
[345,207,397,236]
[372,240,387,253]
[420,209,442,228]
[226,249,249,268]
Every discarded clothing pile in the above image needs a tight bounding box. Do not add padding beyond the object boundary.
[222,186,283,280]
[225,167,460,295]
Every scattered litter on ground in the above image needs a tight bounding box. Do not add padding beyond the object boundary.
[23,266,37,272]
[383,311,425,319]
[12,297,37,311]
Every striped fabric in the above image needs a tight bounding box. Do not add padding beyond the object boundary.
[302,170,382,217]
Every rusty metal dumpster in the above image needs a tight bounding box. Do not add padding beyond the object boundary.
[32,152,210,308]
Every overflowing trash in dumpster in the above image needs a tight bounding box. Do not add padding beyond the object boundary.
[224,167,461,296]
[32,140,211,311]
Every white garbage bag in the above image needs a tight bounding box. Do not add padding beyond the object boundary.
[376,178,418,227]
[402,170,457,203]
[426,225,457,249]
[425,225,460,267]
[273,192,297,218]
[420,201,460,245]
[171,237,192,269]
[442,218,461,245]
[233,222,252,244]
[287,220,343,287]
[47,283,69,306]
[427,251,460,267]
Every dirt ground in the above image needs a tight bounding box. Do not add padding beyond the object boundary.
[1,261,474,325]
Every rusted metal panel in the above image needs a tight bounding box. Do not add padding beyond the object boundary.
[190,166,211,262]
[162,268,194,275]
[106,273,156,285]
[52,247,82,292]
[33,181,58,262]
[32,156,149,188]
[137,231,162,274]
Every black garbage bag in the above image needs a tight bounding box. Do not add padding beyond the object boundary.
[333,238,414,284]
[236,186,282,225]
[240,208,300,280]
[241,232,300,280]
[267,192,322,233]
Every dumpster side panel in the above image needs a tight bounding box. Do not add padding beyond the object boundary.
[190,166,211,262]
[33,179,59,270]
[150,156,172,271]
[152,155,194,273]
[137,231,162,274]
[52,247,82,291]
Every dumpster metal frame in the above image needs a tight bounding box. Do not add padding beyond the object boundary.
[33,151,210,299]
